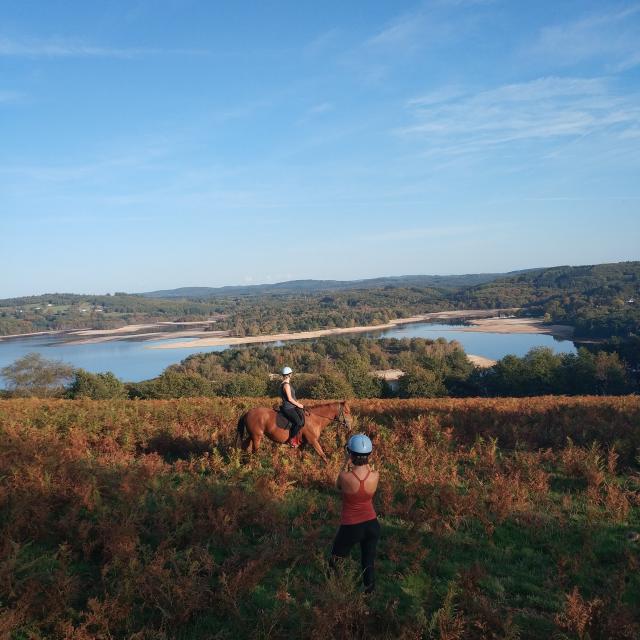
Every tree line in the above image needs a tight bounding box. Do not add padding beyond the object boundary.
[1,335,634,401]
[3,263,638,372]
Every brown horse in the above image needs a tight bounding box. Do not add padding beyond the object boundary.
[236,401,352,463]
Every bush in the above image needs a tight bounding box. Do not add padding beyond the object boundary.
[337,352,383,398]
[128,370,216,398]
[67,369,127,399]
[305,370,355,399]
[219,373,268,397]
[397,367,446,398]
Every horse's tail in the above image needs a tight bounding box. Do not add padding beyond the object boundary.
[236,413,246,446]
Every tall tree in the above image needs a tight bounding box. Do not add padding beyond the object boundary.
[1,352,74,397]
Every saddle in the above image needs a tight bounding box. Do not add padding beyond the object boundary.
[274,406,306,430]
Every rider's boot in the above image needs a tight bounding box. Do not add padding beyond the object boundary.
[289,433,302,448]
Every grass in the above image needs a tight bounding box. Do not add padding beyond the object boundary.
[0,396,639,639]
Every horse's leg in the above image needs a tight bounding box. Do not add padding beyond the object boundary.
[252,432,263,452]
[306,433,329,464]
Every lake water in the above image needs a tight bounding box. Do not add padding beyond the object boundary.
[368,323,577,360]
[0,322,576,384]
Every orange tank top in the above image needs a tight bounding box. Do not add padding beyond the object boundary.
[340,469,377,525]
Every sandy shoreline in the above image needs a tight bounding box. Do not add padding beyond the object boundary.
[462,318,574,338]
[0,330,64,341]
[69,320,220,338]
[0,320,222,344]
[148,309,573,351]
[0,311,574,350]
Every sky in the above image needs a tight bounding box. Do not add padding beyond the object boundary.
[1,0,639,298]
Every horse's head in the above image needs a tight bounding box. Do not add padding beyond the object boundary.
[338,401,353,429]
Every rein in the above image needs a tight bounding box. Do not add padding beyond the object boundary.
[305,403,348,426]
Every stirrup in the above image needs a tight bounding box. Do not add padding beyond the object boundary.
[289,434,302,448]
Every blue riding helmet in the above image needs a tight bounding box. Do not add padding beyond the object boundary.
[347,434,372,455]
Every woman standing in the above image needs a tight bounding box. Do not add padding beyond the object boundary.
[331,434,380,593]
[279,366,305,448]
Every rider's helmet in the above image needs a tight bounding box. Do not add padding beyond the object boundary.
[281,366,293,376]
[347,434,372,455]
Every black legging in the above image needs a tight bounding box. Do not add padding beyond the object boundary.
[281,404,304,437]
[331,518,380,593]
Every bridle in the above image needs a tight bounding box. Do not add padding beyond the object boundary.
[305,402,350,427]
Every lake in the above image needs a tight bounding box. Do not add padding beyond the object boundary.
[0,322,576,384]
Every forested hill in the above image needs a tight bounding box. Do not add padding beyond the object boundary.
[1,262,638,353]
[140,271,527,298]
[456,261,640,341]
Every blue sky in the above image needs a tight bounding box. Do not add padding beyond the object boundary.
[1,0,639,297]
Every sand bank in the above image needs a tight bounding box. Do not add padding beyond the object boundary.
[69,329,228,345]
[0,320,223,343]
[467,354,498,368]
[375,355,497,381]
[58,320,222,344]
[460,318,574,338]
[0,330,63,341]
[70,324,166,337]
[149,308,528,350]
[373,369,405,381]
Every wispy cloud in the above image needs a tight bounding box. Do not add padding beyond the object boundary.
[0,90,22,103]
[407,86,466,107]
[431,0,497,6]
[305,28,342,56]
[399,76,640,155]
[529,4,640,70]
[295,101,336,126]
[339,8,437,85]
[310,101,334,114]
[362,224,484,242]
[0,36,207,58]
[366,10,427,50]
[342,3,492,85]
[0,141,171,183]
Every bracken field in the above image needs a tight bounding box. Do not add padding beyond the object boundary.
[1,396,640,639]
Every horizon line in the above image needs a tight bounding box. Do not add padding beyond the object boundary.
[5,259,640,300]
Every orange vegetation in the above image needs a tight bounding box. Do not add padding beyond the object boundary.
[1,396,639,639]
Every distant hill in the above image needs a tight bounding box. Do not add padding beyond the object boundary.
[140,271,534,299]
[457,261,640,306]
[2,262,638,350]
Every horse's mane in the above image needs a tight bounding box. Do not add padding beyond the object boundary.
[307,401,344,408]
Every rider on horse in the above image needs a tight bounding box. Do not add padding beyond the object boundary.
[279,366,305,448]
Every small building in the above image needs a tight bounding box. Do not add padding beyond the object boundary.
[373,369,404,393]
